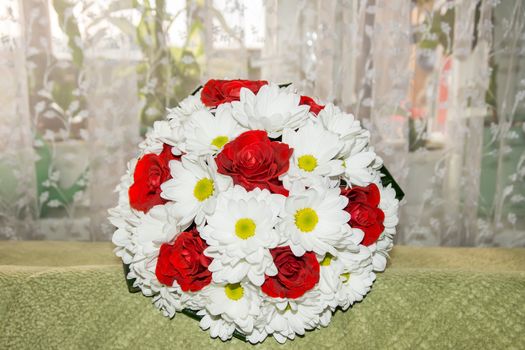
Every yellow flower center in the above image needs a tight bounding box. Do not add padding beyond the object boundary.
[193,178,214,202]
[211,135,229,149]
[297,154,318,172]
[235,218,256,240]
[341,272,351,283]
[285,303,293,312]
[294,208,319,232]
[320,253,333,266]
[224,283,244,301]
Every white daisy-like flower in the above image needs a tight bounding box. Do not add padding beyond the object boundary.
[310,247,370,329]
[342,151,381,186]
[259,294,323,344]
[367,183,399,271]
[184,104,245,155]
[197,310,237,341]
[245,327,269,344]
[231,83,310,137]
[109,159,140,264]
[160,156,232,229]
[131,204,179,257]
[167,92,206,124]
[337,245,376,311]
[139,120,183,156]
[282,121,344,186]
[165,93,207,146]
[127,203,180,296]
[316,251,349,311]
[153,286,184,318]
[279,185,352,257]
[201,282,262,334]
[317,103,370,158]
[201,186,284,286]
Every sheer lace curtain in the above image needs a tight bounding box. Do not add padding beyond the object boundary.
[0,0,524,246]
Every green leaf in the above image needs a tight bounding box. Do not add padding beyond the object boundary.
[379,166,405,201]
[52,0,84,67]
[122,263,141,293]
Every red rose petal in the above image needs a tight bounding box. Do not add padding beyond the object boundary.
[299,95,325,115]
[201,79,268,107]
[261,246,319,299]
[129,144,179,213]
[155,228,212,292]
[215,130,292,196]
[341,183,385,246]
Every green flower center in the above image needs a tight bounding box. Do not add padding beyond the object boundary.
[320,253,333,266]
[211,135,229,149]
[193,178,214,202]
[224,283,244,301]
[341,272,351,283]
[294,208,319,232]
[298,154,318,172]
[235,218,256,240]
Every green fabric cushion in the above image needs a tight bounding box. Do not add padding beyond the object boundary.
[0,242,524,349]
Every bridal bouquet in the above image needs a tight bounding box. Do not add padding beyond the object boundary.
[110,79,402,343]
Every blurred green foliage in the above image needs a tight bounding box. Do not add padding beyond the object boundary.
[135,0,204,133]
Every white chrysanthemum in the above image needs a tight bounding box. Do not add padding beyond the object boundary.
[245,327,269,344]
[153,275,208,318]
[342,151,381,186]
[139,120,183,156]
[109,159,140,264]
[316,251,350,311]
[126,204,180,295]
[304,247,370,330]
[201,186,284,286]
[153,286,184,318]
[165,93,207,146]
[201,282,262,334]
[282,121,344,186]
[317,104,370,158]
[167,92,206,124]
[197,310,237,341]
[184,104,245,155]
[258,295,323,344]
[367,183,399,271]
[160,156,232,229]
[337,245,376,310]
[279,185,352,257]
[132,204,179,257]
[231,83,310,137]
[125,203,210,316]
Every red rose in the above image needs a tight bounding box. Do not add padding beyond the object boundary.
[299,95,325,115]
[341,184,385,246]
[155,228,212,292]
[129,144,178,213]
[261,246,320,299]
[200,79,268,107]
[215,130,293,196]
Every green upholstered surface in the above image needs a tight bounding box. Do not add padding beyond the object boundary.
[0,242,524,349]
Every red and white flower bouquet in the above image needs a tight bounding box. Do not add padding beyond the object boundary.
[110,79,402,343]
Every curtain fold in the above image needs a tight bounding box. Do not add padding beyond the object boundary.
[0,0,38,239]
[260,0,525,246]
